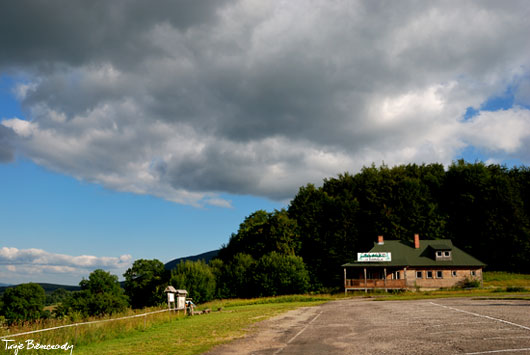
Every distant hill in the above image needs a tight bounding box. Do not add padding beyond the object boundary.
[164,250,219,270]
[0,283,81,295]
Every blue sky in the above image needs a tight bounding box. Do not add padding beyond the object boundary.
[0,77,285,284]
[1,1,530,285]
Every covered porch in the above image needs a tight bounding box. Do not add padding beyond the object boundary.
[343,266,408,293]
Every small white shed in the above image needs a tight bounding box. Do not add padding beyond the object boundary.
[164,286,188,311]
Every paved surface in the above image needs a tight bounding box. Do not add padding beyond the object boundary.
[205,298,530,355]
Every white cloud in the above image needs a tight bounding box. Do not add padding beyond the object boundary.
[1,0,530,205]
[2,118,36,138]
[206,198,233,208]
[463,107,530,153]
[0,247,132,283]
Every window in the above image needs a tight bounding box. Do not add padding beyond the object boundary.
[452,271,457,277]
[471,270,476,277]
[416,271,423,279]
[436,271,443,278]
[426,271,433,279]
[435,250,452,261]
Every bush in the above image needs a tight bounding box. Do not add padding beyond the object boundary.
[506,286,527,292]
[253,252,310,297]
[1,283,46,323]
[458,277,481,289]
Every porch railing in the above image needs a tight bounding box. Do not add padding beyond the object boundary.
[345,279,406,289]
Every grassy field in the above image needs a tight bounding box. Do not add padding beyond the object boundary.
[483,271,530,288]
[73,296,330,355]
[0,296,332,355]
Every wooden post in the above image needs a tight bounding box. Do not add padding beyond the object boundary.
[344,268,347,295]
[364,267,367,293]
[404,267,407,289]
[384,268,387,291]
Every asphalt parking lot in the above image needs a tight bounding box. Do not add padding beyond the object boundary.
[207,297,530,354]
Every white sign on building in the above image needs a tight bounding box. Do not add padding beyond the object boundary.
[357,252,392,262]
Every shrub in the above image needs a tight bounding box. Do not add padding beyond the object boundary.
[1,283,46,323]
[506,286,527,292]
[458,277,481,289]
[253,252,310,297]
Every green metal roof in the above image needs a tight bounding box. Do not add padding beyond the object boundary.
[342,239,485,268]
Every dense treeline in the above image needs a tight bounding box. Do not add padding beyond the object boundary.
[221,161,530,290]
[3,161,529,323]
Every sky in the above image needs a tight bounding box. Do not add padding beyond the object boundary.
[1,1,530,285]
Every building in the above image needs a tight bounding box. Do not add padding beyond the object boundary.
[342,234,485,292]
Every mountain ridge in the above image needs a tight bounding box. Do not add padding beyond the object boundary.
[164,249,219,270]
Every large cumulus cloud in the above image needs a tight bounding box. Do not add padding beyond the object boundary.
[1,0,530,205]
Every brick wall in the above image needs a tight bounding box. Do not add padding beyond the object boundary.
[405,268,482,289]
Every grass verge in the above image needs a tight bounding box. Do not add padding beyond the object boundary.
[73,297,329,355]
[483,271,530,288]
[0,296,332,355]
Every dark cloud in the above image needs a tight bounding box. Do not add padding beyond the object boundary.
[0,0,229,70]
[1,1,530,205]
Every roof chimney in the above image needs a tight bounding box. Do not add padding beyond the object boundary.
[414,234,420,249]
[377,235,384,245]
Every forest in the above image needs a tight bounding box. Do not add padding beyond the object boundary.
[2,161,530,322]
[220,160,530,290]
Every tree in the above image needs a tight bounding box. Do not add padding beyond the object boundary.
[289,164,448,288]
[45,288,70,306]
[170,260,216,303]
[214,253,256,298]
[219,209,300,261]
[441,161,530,272]
[58,269,129,317]
[1,283,46,323]
[124,259,169,309]
[253,252,310,297]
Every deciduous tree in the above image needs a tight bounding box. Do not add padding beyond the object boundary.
[1,283,46,323]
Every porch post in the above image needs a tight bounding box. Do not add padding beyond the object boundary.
[344,268,347,295]
[404,267,407,289]
[384,268,387,291]
[364,267,367,293]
